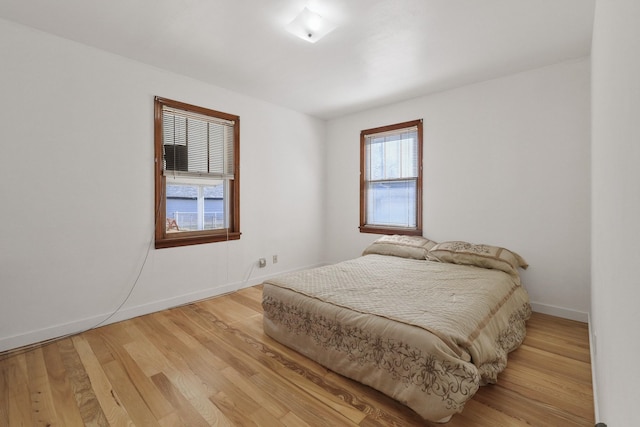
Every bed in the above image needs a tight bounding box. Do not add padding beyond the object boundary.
[262,236,531,423]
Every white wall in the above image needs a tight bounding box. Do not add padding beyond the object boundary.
[325,59,591,320]
[0,19,326,351]
[591,1,640,425]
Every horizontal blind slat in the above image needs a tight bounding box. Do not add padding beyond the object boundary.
[363,125,418,139]
[365,129,418,180]
[162,107,235,176]
[163,106,235,126]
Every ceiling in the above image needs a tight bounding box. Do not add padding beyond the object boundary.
[0,0,595,119]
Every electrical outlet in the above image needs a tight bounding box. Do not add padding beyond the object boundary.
[258,258,267,268]
[273,255,278,264]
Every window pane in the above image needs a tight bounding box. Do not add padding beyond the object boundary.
[400,131,418,177]
[366,130,418,180]
[367,137,385,181]
[166,181,225,232]
[366,180,417,227]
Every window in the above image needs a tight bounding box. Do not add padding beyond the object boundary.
[360,119,423,236]
[154,97,240,248]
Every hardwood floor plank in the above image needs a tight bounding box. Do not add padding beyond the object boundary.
[102,359,161,427]
[122,324,173,377]
[135,313,232,398]
[151,372,212,427]
[523,333,590,363]
[0,360,8,426]
[260,330,335,380]
[246,407,287,426]
[6,354,34,427]
[157,411,183,427]
[279,411,315,427]
[498,364,594,420]
[90,326,174,421]
[57,338,109,426]
[181,307,264,378]
[208,389,263,427]
[228,287,264,314]
[322,371,432,426]
[213,367,277,419]
[72,335,136,427]
[473,384,592,427]
[220,368,289,419]
[273,363,367,425]
[523,315,591,363]
[200,297,261,326]
[249,371,359,426]
[42,342,86,426]
[181,317,336,424]
[161,367,232,426]
[129,317,235,426]
[0,286,595,426]
[142,313,275,426]
[25,347,58,427]
[452,398,531,427]
[507,344,592,384]
[143,311,228,373]
[186,302,405,426]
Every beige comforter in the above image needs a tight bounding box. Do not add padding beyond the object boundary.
[262,254,531,423]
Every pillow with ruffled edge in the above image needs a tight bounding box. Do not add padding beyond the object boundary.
[362,235,438,260]
[427,241,528,277]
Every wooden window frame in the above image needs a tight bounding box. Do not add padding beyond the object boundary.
[359,119,423,236]
[154,96,240,249]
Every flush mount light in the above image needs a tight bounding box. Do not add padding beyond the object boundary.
[285,7,336,43]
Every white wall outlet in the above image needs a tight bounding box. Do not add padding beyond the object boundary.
[258,258,267,268]
[273,255,278,264]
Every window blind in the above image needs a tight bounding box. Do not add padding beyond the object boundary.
[364,126,418,181]
[162,106,235,179]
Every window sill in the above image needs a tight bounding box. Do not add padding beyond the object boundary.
[155,231,241,249]
[359,225,422,236]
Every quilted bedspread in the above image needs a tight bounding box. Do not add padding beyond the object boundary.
[262,254,531,422]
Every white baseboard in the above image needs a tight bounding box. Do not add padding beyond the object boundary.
[529,301,589,322]
[0,263,324,353]
[587,313,600,423]
[0,313,111,353]
[100,263,324,325]
[0,281,243,353]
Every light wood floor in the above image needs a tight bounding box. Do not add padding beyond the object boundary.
[0,285,594,426]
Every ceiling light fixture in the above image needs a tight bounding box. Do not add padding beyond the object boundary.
[285,7,336,43]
